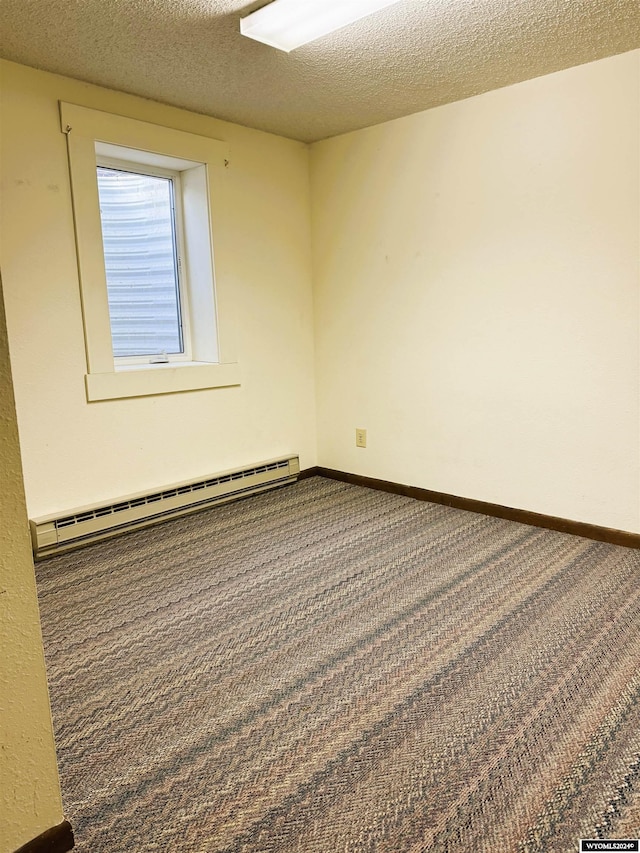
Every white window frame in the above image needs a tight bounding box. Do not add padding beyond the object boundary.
[96,155,193,365]
[61,102,240,401]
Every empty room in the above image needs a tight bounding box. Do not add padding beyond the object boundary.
[1,1,639,851]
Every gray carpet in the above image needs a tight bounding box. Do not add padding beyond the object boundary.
[35,477,640,851]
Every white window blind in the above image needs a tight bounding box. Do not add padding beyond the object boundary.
[97,165,184,358]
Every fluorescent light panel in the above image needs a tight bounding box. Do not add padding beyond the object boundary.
[240,0,404,52]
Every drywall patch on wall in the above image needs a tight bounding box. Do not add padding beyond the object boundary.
[0,278,64,852]
[310,50,640,534]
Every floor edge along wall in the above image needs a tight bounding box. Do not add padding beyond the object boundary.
[301,467,640,550]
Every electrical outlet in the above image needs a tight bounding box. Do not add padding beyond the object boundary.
[356,428,367,448]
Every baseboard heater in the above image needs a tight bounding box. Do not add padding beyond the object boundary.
[30,454,300,559]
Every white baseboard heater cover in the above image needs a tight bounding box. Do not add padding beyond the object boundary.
[30,454,300,559]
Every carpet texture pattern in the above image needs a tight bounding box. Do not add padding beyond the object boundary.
[36,477,640,852]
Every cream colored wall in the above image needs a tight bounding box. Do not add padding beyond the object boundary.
[1,54,638,531]
[311,50,640,533]
[0,280,64,852]
[0,60,317,518]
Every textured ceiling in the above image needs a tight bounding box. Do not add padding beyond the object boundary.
[1,0,638,142]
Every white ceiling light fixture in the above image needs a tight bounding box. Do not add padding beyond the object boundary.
[240,0,405,53]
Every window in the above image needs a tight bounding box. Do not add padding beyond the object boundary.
[97,161,187,362]
[62,103,240,401]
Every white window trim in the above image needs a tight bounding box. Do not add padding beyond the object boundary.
[61,102,240,401]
